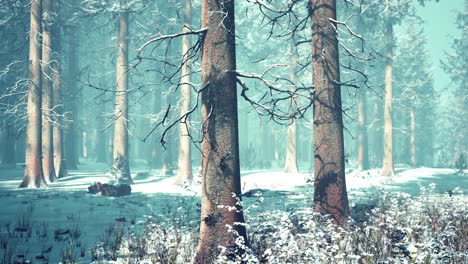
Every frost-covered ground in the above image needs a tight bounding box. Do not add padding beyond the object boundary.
[0,162,466,263]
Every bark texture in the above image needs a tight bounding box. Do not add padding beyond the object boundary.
[311,0,349,224]
[382,21,395,176]
[357,90,369,170]
[176,0,194,185]
[20,0,47,188]
[194,0,247,262]
[112,0,133,184]
[41,0,57,183]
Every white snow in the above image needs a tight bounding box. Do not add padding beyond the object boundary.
[0,163,466,263]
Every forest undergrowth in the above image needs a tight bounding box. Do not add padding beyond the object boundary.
[90,184,467,264]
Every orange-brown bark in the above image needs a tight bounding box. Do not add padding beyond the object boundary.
[194,0,247,262]
[311,0,349,224]
[20,0,47,188]
[41,0,57,183]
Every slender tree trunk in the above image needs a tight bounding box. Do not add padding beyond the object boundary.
[51,0,67,178]
[409,108,417,167]
[357,90,369,170]
[382,20,395,176]
[284,41,299,173]
[112,0,132,184]
[194,0,247,262]
[257,121,265,168]
[96,103,107,163]
[175,0,194,184]
[311,0,349,224]
[284,120,298,173]
[150,80,162,170]
[82,118,89,160]
[370,99,381,167]
[272,126,280,162]
[41,0,56,183]
[20,0,47,188]
[160,91,174,176]
[418,110,431,166]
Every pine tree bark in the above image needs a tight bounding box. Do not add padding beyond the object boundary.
[382,20,395,176]
[112,0,133,184]
[20,0,47,188]
[357,90,369,170]
[194,0,247,262]
[52,0,67,178]
[311,0,349,224]
[175,0,194,185]
[41,0,57,183]
[284,41,299,173]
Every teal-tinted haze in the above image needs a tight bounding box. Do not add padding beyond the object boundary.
[416,0,464,92]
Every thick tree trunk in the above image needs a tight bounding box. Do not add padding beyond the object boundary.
[41,0,57,183]
[112,0,132,184]
[20,0,47,188]
[410,108,417,167]
[357,90,369,170]
[194,0,247,262]
[52,0,67,178]
[284,41,299,173]
[175,0,193,185]
[311,0,349,224]
[382,21,395,176]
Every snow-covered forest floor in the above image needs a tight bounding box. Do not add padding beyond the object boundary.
[0,162,466,263]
